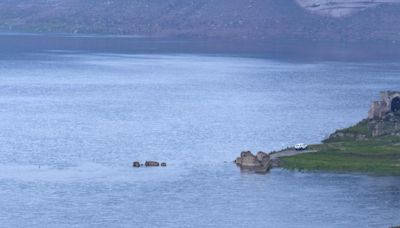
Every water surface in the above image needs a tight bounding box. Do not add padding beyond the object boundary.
[0,37,399,227]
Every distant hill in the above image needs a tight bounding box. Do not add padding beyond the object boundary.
[0,0,400,42]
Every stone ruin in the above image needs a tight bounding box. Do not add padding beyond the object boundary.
[327,90,400,140]
[368,91,400,119]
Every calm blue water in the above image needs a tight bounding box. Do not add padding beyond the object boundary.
[0,48,400,227]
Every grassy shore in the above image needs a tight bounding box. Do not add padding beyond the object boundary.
[281,135,400,175]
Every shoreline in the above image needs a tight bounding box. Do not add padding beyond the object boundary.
[249,91,400,176]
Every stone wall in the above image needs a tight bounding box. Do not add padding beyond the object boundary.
[368,91,400,119]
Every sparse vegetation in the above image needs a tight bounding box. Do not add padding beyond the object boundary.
[339,119,370,135]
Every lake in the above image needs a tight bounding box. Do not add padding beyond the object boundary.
[0,34,399,227]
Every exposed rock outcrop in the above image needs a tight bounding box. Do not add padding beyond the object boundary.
[370,113,400,137]
[328,113,400,141]
[235,151,272,173]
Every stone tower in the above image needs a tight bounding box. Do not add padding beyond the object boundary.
[368,91,400,119]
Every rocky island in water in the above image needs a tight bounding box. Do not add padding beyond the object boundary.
[237,91,400,175]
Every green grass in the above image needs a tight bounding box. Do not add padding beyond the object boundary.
[341,119,371,135]
[323,119,372,143]
[281,136,400,175]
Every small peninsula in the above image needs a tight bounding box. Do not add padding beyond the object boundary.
[280,91,400,175]
[237,91,400,175]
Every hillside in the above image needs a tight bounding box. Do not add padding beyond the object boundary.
[0,0,400,42]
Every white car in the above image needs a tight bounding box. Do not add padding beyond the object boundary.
[295,143,308,151]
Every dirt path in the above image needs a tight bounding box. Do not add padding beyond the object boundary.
[270,148,317,159]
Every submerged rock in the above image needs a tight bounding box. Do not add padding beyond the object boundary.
[133,161,166,168]
[235,151,272,173]
[145,161,160,167]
